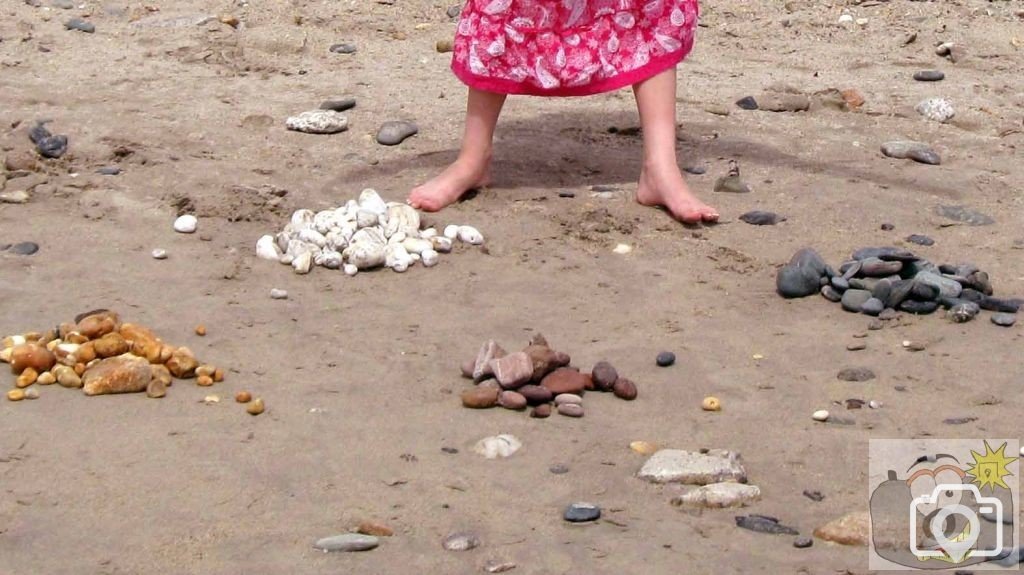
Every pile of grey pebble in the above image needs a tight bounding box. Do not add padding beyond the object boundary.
[776,246,1019,327]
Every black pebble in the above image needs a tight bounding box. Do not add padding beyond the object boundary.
[943,416,978,425]
[563,503,601,523]
[802,489,825,502]
[793,537,813,548]
[6,242,39,256]
[329,43,357,54]
[446,4,463,18]
[735,515,799,535]
[549,464,570,475]
[736,96,758,110]
[739,210,786,226]
[906,234,934,246]
[441,447,458,454]
[913,70,945,82]
[558,191,575,198]
[656,351,675,367]
[979,296,1022,314]
[880,223,895,231]
[899,299,939,314]
[96,166,121,176]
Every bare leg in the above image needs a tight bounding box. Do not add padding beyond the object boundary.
[408,88,507,212]
[633,67,719,224]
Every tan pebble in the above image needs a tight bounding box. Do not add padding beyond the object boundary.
[246,398,265,415]
[93,333,129,358]
[82,355,153,396]
[436,39,453,53]
[53,342,80,366]
[74,363,86,376]
[24,388,39,400]
[2,335,27,349]
[7,389,25,401]
[197,375,214,387]
[150,364,172,386]
[146,379,167,398]
[46,339,60,351]
[158,344,174,364]
[629,441,659,455]
[77,342,96,364]
[54,365,83,388]
[203,394,220,404]
[701,396,722,412]
[36,372,56,385]
[195,325,206,336]
[66,332,89,345]
[212,368,224,382]
[0,347,12,364]
[57,323,75,339]
[219,14,239,27]
[23,332,42,342]
[166,346,199,378]
[195,365,216,378]
[235,391,252,403]
[16,368,39,388]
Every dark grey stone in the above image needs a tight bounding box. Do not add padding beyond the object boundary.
[549,463,570,474]
[961,289,985,303]
[735,515,799,535]
[831,276,849,291]
[656,352,675,367]
[872,278,893,303]
[860,297,884,316]
[915,271,962,299]
[776,248,828,298]
[907,148,941,165]
[821,285,842,302]
[65,18,95,33]
[913,70,945,82]
[319,97,356,112]
[947,302,980,323]
[6,241,39,255]
[739,210,785,225]
[376,121,418,146]
[852,247,918,262]
[936,205,995,226]
[906,234,934,246]
[841,289,872,312]
[683,166,707,175]
[910,281,939,301]
[980,297,1022,314]
[885,279,915,308]
[329,43,357,54]
[849,277,879,291]
[793,537,813,548]
[29,122,68,158]
[564,502,601,523]
[736,96,758,110]
[899,299,939,314]
[991,313,1016,327]
[446,4,463,18]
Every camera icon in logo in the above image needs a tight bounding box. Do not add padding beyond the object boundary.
[909,483,1003,563]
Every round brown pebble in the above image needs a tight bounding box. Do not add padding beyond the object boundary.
[197,375,214,387]
[7,389,25,401]
[212,368,224,382]
[462,386,499,408]
[591,361,618,391]
[10,343,56,375]
[195,325,207,336]
[246,398,265,415]
[612,377,638,400]
[357,521,394,537]
[557,403,584,417]
[146,379,167,398]
[518,384,553,405]
[498,390,527,410]
[235,391,252,403]
[530,403,552,418]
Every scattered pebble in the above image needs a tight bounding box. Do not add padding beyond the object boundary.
[235,391,252,403]
[313,534,379,553]
[793,537,813,549]
[656,351,675,367]
[5,242,39,256]
[483,560,517,573]
[549,463,570,474]
[96,166,122,175]
[837,367,875,382]
[270,288,288,300]
[563,502,601,523]
[735,515,799,535]
[713,161,752,194]
[991,313,1016,327]
[246,398,265,415]
[356,522,394,537]
[65,18,95,33]
[913,70,945,82]
[173,215,197,234]
[683,166,707,175]
[24,388,39,400]
[846,342,866,351]
[329,43,357,54]
[803,490,825,502]
[7,389,25,401]
[436,39,453,53]
[28,122,68,159]
[672,482,761,509]
[902,340,926,352]
[936,205,995,225]
[286,110,349,134]
[916,98,955,123]
[612,243,632,255]
[701,396,721,412]
[813,512,869,546]
[557,403,584,417]
[812,410,830,422]
[446,5,463,18]
[739,210,786,226]
[151,249,168,260]
[376,121,418,146]
[442,532,480,551]
[0,190,30,204]
[636,449,747,485]
[319,97,356,112]
[735,96,758,110]
[905,234,934,246]
[880,141,940,165]
[473,434,521,459]
[629,441,658,455]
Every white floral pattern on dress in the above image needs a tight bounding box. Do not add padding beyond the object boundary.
[453,0,699,95]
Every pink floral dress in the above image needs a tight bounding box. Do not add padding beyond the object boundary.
[452,0,699,96]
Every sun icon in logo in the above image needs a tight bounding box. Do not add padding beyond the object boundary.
[966,440,1018,490]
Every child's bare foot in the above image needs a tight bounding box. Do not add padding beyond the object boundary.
[408,155,490,212]
[636,161,719,224]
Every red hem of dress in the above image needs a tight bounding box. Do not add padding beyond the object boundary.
[451,48,688,97]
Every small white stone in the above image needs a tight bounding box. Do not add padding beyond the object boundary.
[431,236,453,253]
[173,215,197,233]
[473,434,522,459]
[292,251,313,274]
[837,14,853,25]
[420,227,437,239]
[915,98,955,123]
[1020,446,1024,457]
[456,225,484,245]
[255,235,281,260]
[285,110,349,134]
[270,288,288,300]
[812,409,830,422]
[443,224,460,239]
[421,249,439,267]
[613,243,632,254]
[855,17,868,27]
[151,248,168,260]
[868,400,881,409]
[343,263,358,276]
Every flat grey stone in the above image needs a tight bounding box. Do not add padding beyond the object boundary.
[991,313,1017,327]
[936,205,994,226]
[564,502,601,522]
[376,121,418,146]
[313,534,379,552]
[841,289,872,312]
[319,97,356,112]
[915,271,963,299]
[636,449,746,485]
[65,18,95,33]
[913,70,945,82]
[442,532,481,551]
